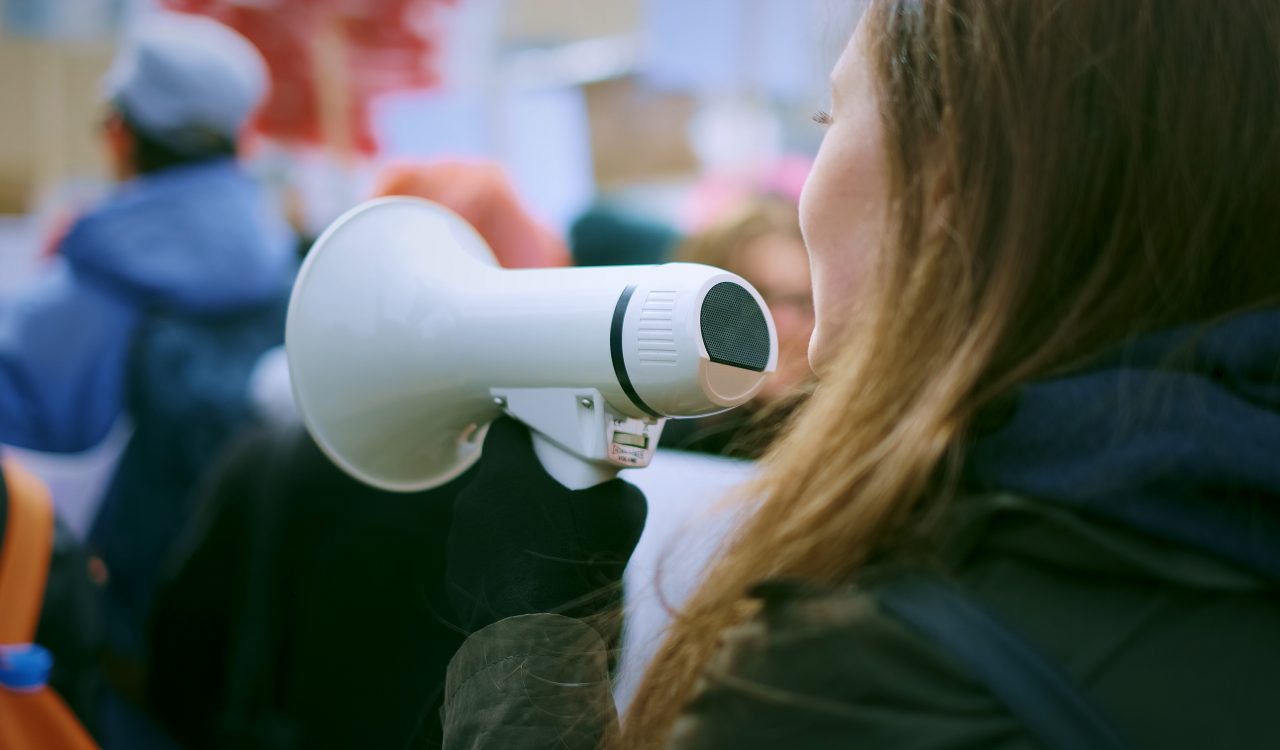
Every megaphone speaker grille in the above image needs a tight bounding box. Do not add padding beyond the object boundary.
[700,281,772,372]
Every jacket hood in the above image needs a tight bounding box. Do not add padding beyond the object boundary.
[60,159,295,313]
[965,307,1280,580]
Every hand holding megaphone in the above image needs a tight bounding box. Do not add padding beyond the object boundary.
[286,197,777,490]
[446,415,647,633]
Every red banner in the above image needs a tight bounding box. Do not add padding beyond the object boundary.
[164,0,455,154]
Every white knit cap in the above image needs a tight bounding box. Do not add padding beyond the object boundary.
[102,11,268,152]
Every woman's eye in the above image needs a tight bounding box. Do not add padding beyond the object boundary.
[812,110,833,126]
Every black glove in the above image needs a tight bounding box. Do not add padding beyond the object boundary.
[446,417,647,635]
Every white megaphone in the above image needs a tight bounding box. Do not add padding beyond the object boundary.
[286,197,777,491]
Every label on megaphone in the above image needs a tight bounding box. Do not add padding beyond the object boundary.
[287,197,778,491]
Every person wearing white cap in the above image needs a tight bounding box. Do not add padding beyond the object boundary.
[0,12,295,747]
[101,12,269,167]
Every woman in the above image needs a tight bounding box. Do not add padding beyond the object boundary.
[440,1,1280,747]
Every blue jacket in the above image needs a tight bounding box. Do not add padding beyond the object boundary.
[0,159,294,453]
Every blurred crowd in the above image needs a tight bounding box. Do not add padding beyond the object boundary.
[0,6,814,748]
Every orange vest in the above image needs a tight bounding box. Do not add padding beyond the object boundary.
[0,460,98,750]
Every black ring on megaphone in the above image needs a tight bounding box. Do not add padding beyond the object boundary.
[611,284,663,419]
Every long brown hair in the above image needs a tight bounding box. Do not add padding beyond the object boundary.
[624,0,1280,744]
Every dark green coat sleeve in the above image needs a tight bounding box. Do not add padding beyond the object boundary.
[443,614,620,750]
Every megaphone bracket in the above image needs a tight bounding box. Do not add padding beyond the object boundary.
[491,387,666,490]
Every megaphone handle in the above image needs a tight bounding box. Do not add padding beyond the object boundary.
[530,432,621,490]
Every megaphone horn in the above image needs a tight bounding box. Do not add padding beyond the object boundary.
[286,197,777,491]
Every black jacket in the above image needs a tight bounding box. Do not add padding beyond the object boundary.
[148,426,468,749]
